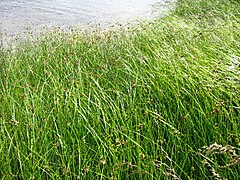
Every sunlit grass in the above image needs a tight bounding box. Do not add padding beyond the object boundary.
[0,0,239,179]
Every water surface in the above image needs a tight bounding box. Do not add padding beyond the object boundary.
[0,0,167,37]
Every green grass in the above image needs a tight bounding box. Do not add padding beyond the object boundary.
[0,0,240,179]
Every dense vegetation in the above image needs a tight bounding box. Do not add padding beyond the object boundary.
[0,0,239,179]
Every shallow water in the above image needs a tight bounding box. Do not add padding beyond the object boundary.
[0,0,167,37]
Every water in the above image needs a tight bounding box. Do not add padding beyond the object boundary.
[0,0,168,37]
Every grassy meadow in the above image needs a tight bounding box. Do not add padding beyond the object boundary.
[0,0,240,179]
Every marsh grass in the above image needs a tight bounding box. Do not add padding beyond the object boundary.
[0,0,240,179]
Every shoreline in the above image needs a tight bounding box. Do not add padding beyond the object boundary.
[0,0,177,48]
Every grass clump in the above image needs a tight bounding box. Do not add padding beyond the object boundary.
[0,0,240,179]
